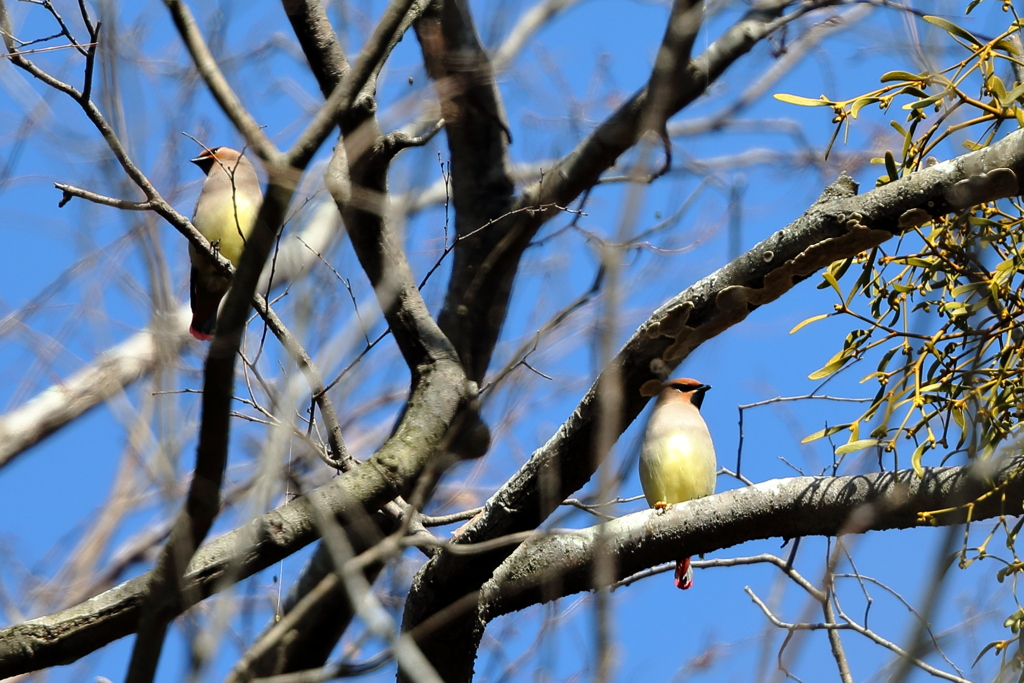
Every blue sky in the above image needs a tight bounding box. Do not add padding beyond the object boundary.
[0,0,1019,681]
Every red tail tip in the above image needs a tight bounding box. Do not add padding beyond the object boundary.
[674,557,693,590]
[190,327,213,341]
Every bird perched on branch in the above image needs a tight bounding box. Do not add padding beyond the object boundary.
[639,378,716,589]
[187,146,262,340]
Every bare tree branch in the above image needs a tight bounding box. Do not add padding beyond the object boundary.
[236,0,483,676]
[281,0,349,98]
[491,0,585,72]
[164,0,280,164]
[398,455,1023,681]
[0,203,339,471]
[125,0,431,672]
[416,0,517,382]
[0,308,191,468]
[285,0,423,170]
[0,341,469,679]
[401,123,1024,677]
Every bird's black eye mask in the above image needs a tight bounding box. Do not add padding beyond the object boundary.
[668,382,711,408]
[189,147,222,174]
[690,389,707,409]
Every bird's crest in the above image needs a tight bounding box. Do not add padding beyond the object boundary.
[664,378,710,393]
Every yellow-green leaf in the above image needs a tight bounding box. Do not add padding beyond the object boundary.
[774,93,832,107]
[829,257,853,282]
[950,282,985,297]
[892,256,935,268]
[989,75,1007,102]
[904,92,946,110]
[952,405,966,430]
[923,15,982,45]
[899,86,930,99]
[790,313,831,335]
[1001,81,1024,106]
[943,301,968,318]
[996,35,1021,54]
[972,641,1000,668]
[876,346,899,373]
[1007,516,1024,546]
[884,151,899,183]
[970,297,992,313]
[880,70,920,83]
[801,423,851,444]
[822,269,842,297]
[835,439,880,455]
[911,441,928,477]
[809,349,848,380]
[850,97,881,118]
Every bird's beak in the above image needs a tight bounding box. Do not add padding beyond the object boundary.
[696,384,711,393]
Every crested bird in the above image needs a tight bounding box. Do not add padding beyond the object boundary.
[639,378,716,589]
[187,146,262,340]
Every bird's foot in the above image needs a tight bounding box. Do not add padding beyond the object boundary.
[654,501,670,513]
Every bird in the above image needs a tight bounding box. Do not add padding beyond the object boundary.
[187,146,262,340]
[639,378,716,589]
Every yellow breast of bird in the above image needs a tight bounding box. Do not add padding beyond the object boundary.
[639,422,717,507]
[193,196,258,266]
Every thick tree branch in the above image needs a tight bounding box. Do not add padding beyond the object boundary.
[645,0,704,134]
[324,128,455,370]
[416,0,516,382]
[281,0,350,99]
[285,0,422,169]
[228,507,406,682]
[486,460,1018,616]
[409,455,1024,681]
[519,0,807,220]
[230,1,476,677]
[401,124,1024,676]
[0,346,469,678]
[0,308,191,468]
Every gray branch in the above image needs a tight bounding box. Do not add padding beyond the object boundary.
[430,457,1023,681]
[401,123,1024,677]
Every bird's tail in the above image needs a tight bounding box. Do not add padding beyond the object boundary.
[189,266,224,341]
[674,557,694,590]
